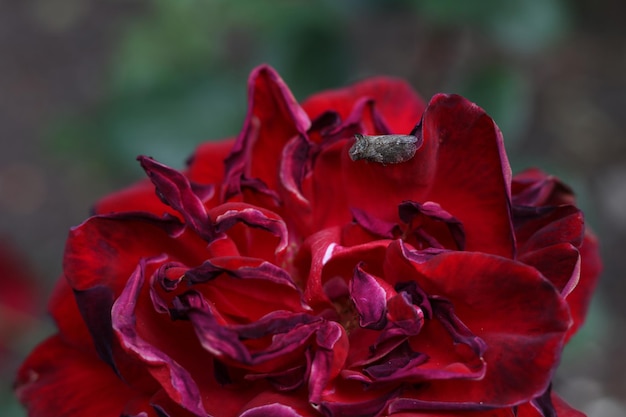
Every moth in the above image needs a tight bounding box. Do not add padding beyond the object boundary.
[349,133,419,164]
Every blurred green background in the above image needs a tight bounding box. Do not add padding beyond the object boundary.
[1,0,625,415]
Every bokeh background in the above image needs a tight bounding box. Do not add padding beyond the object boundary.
[1,0,624,415]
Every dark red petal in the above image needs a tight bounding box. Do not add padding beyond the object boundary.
[316,380,400,417]
[308,321,349,404]
[398,201,466,250]
[384,242,571,408]
[298,226,344,309]
[238,392,316,417]
[351,207,399,239]
[48,277,92,349]
[63,213,204,293]
[73,285,117,371]
[420,94,515,258]
[512,168,576,207]
[519,243,581,297]
[564,231,602,340]
[387,410,515,417]
[15,336,155,417]
[177,290,314,365]
[349,263,388,329]
[112,259,207,416]
[223,65,311,200]
[278,134,315,237]
[182,259,306,321]
[239,403,309,417]
[139,156,214,241]
[95,140,232,217]
[185,257,298,292]
[514,205,584,254]
[301,76,425,135]
[382,291,425,339]
[210,202,289,257]
[515,393,586,417]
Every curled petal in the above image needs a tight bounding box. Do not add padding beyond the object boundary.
[238,392,316,417]
[431,298,488,359]
[112,260,206,416]
[139,156,214,241]
[565,231,602,340]
[279,135,314,236]
[184,257,297,291]
[349,263,388,329]
[398,201,466,250]
[512,168,576,207]
[223,65,311,201]
[211,202,289,255]
[514,205,584,254]
[351,207,399,239]
[519,243,581,298]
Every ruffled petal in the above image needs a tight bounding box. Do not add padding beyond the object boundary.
[112,259,207,416]
[139,156,214,241]
[95,140,234,216]
[210,202,289,258]
[223,65,311,201]
[383,242,570,408]
[564,231,602,340]
[512,168,576,207]
[302,76,425,135]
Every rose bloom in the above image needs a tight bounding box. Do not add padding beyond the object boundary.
[16,66,601,417]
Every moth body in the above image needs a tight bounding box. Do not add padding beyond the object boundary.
[349,134,418,164]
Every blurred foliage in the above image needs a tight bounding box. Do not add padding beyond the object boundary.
[415,0,571,53]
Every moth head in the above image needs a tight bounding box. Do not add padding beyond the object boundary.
[349,134,370,161]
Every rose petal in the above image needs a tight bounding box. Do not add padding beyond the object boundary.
[139,156,214,241]
[519,243,581,298]
[112,260,207,416]
[383,242,571,408]
[349,263,388,329]
[308,321,349,404]
[302,76,425,135]
[514,205,584,254]
[15,336,156,417]
[238,392,316,417]
[565,231,602,340]
[315,380,400,417]
[398,201,466,250]
[512,168,576,207]
[210,202,289,256]
[223,65,311,200]
[420,94,515,258]
[351,207,399,239]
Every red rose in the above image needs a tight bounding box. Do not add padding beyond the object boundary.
[16,66,600,417]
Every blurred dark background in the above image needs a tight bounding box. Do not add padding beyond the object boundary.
[1,0,624,415]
